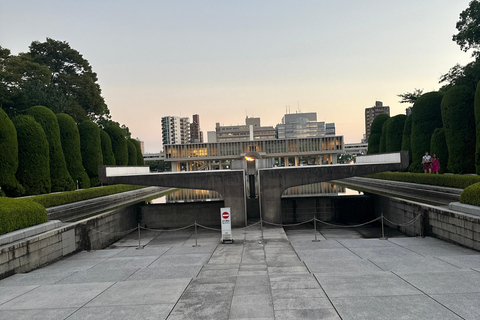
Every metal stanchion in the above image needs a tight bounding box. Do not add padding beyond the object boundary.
[379,213,388,240]
[260,216,264,244]
[136,223,143,249]
[193,221,200,247]
[312,215,320,242]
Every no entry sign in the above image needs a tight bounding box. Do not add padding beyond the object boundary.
[221,207,232,243]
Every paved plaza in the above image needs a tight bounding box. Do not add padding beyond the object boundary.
[1,224,480,319]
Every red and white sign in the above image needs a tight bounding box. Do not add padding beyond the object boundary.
[220,207,232,243]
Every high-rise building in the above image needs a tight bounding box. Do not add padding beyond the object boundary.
[215,116,276,142]
[161,116,190,147]
[190,114,203,143]
[365,101,390,142]
[276,112,335,139]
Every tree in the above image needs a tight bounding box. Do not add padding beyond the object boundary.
[127,139,137,166]
[453,0,480,57]
[401,114,413,166]
[28,38,108,122]
[430,128,449,174]
[13,115,51,195]
[397,89,424,104]
[385,114,407,153]
[441,85,476,173]
[410,92,444,172]
[130,138,144,165]
[100,130,116,166]
[78,120,103,186]
[0,108,24,196]
[379,122,387,153]
[367,114,389,154]
[475,80,480,174]
[105,125,128,165]
[27,106,75,192]
[57,113,90,189]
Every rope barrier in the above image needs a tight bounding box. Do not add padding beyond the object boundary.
[314,216,382,228]
[383,214,422,227]
[139,224,195,232]
[195,223,222,232]
[89,226,138,236]
[263,218,314,227]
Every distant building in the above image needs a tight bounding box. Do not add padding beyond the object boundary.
[365,101,390,142]
[344,142,368,156]
[215,117,276,142]
[134,138,145,155]
[190,114,203,143]
[406,107,412,116]
[161,116,190,147]
[276,112,335,139]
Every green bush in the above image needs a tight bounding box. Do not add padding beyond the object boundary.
[401,114,413,167]
[13,115,51,195]
[0,108,25,196]
[57,113,90,189]
[78,120,103,186]
[460,182,480,206]
[105,125,128,165]
[473,80,480,174]
[441,85,476,174]
[367,114,389,154]
[130,138,144,165]
[366,172,480,189]
[430,128,449,174]
[127,139,137,165]
[410,92,443,173]
[379,121,387,153]
[27,106,75,192]
[100,130,116,166]
[0,197,48,235]
[385,114,407,153]
[30,184,144,208]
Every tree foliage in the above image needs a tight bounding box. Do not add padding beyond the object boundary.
[27,106,75,192]
[105,125,128,165]
[453,0,480,57]
[475,80,480,174]
[385,114,407,153]
[379,121,387,153]
[0,108,24,196]
[57,113,90,189]
[127,139,137,166]
[430,128,449,174]
[401,115,413,165]
[410,92,444,172]
[367,114,389,154]
[78,120,103,186]
[130,138,144,165]
[397,88,424,104]
[100,130,116,166]
[441,85,476,173]
[13,115,51,195]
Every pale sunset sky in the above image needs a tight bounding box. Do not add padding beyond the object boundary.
[0,0,474,152]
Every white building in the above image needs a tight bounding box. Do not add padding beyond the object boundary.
[161,116,190,146]
[276,112,335,139]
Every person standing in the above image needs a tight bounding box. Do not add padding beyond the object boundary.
[422,152,432,173]
[431,154,440,174]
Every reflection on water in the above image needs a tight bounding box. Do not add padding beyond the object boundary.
[151,183,362,204]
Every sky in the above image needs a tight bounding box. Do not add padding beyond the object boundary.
[0,0,475,153]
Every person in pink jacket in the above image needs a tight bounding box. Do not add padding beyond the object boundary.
[431,154,440,174]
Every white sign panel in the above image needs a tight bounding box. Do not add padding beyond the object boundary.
[220,207,232,243]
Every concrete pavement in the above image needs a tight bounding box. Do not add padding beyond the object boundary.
[0,224,479,319]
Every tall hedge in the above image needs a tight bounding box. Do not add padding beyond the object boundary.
[379,121,387,153]
[127,139,137,166]
[441,85,476,174]
[130,138,144,165]
[105,125,128,165]
[100,130,116,166]
[13,115,51,195]
[475,80,480,174]
[0,108,25,196]
[410,92,443,173]
[401,114,413,166]
[78,120,103,187]
[27,106,75,192]
[367,114,389,154]
[385,114,407,153]
[57,113,90,189]
[430,128,449,174]
[0,198,48,235]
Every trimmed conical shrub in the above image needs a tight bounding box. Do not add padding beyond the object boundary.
[379,121,387,153]
[475,80,480,174]
[127,139,137,166]
[367,114,389,154]
[100,130,116,166]
[78,120,103,186]
[13,115,51,195]
[430,128,449,174]
[386,114,407,153]
[401,114,413,166]
[105,125,128,165]
[57,113,90,189]
[0,108,25,196]
[130,139,144,165]
[27,106,75,192]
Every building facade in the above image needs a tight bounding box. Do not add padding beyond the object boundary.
[161,116,190,146]
[276,112,335,139]
[215,117,276,142]
[365,101,390,142]
[190,114,203,143]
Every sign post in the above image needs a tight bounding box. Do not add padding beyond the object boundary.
[221,207,233,243]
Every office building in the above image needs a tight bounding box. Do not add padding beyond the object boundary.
[190,114,203,143]
[276,112,335,139]
[215,117,276,142]
[161,116,190,147]
[365,101,390,142]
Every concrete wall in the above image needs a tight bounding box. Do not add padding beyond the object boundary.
[0,204,139,279]
[139,201,225,228]
[372,194,480,251]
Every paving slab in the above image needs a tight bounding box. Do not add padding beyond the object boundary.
[431,293,480,320]
[396,270,480,294]
[66,305,173,320]
[0,308,77,320]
